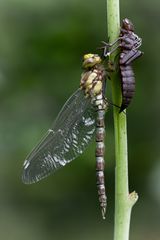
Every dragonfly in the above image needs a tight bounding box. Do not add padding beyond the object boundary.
[102,18,143,112]
[22,53,108,219]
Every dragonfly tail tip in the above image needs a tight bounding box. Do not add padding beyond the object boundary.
[101,207,106,220]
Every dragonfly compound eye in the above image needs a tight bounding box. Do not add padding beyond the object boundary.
[83,53,102,68]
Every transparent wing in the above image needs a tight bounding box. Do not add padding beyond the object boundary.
[22,89,96,184]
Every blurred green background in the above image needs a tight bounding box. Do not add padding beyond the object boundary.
[0,0,159,239]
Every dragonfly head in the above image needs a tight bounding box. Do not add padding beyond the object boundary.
[82,53,102,69]
[122,18,134,32]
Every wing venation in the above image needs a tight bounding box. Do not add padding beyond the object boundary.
[22,89,96,184]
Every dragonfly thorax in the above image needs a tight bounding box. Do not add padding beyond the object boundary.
[80,54,106,98]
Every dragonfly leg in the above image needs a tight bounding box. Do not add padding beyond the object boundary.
[104,97,121,109]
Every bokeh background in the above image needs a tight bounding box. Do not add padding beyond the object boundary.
[0,0,159,239]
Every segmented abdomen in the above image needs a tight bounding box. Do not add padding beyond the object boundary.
[95,107,107,219]
[119,63,135,112]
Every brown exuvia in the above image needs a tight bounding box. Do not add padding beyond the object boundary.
[119,18,143,112]
[103,18,143,112]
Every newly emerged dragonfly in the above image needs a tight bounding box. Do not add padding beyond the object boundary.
[22,54,108,219]
[103,18,143,112]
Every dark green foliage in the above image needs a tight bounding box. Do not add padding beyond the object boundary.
[0,1,159,239]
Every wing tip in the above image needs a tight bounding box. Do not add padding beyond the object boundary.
[22,172,33,184]
[22,160,37,184]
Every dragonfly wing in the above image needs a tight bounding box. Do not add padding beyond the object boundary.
[22,89,96,184]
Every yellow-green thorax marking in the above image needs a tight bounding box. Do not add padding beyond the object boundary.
[80,54,106,98]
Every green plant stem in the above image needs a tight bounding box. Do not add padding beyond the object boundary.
[106,1,138,240]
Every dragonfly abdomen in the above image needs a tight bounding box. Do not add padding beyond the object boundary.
[119,64,135,112]
[94,96,107,219]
